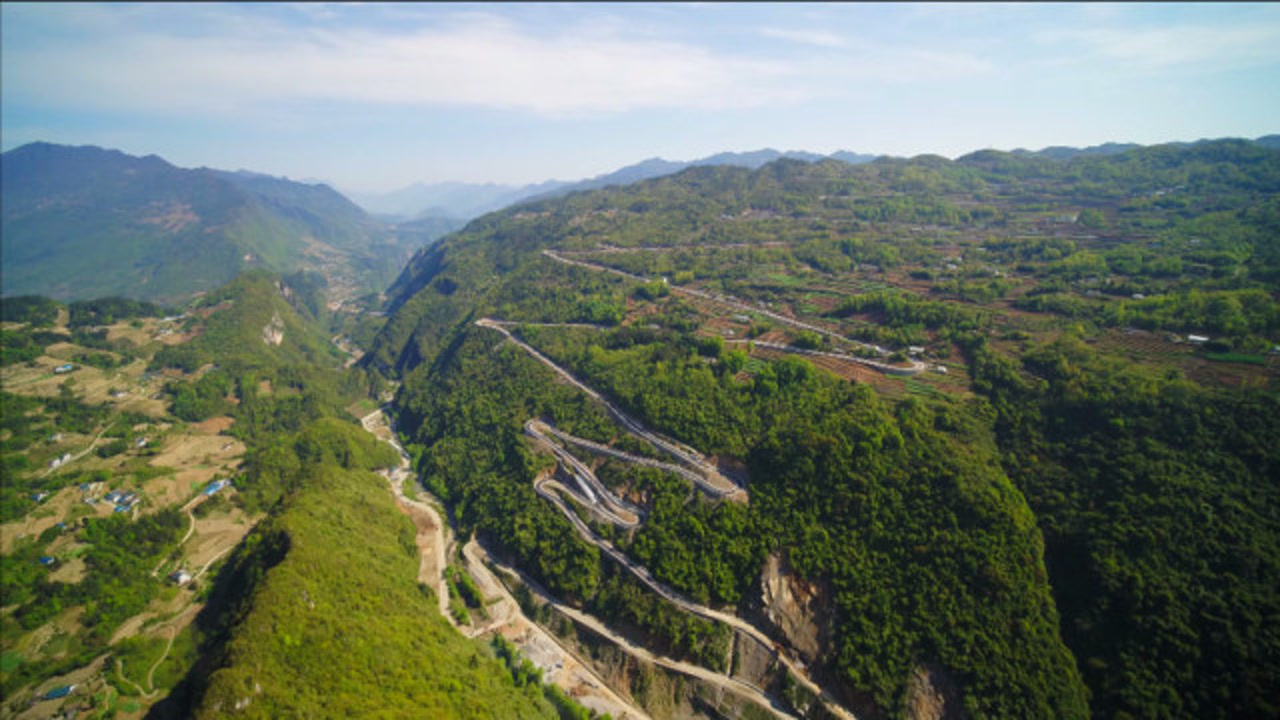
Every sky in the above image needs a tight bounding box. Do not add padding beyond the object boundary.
[2,2,1278,193]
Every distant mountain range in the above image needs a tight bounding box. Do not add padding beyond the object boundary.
[1,143,430,303]
[345,137,1280,222]
[5,136,1276,304]
[347,148,882,221]
[1010,134,1280,160]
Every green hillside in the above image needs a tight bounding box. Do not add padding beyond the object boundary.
[148,270,341,374]
[185,420,557,719]
[370,140,1280,718]
[0,143,413,304]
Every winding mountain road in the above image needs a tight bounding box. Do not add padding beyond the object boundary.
[363,408,648,720]
[473,326,857,720]
[541,249,925,376]
[525,420,643,527]
[531,467,855,720]
[469,539,799,720]
[373,319,858,717]
[477,318,741,498]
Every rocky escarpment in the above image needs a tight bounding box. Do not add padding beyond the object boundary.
[261,311,285,346]
[759,551,829,666]
[904,663,963,720]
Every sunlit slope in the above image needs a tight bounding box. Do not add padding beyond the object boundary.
[189,420,557,719]
[1,143,399,303]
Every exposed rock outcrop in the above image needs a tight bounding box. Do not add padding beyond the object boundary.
[261,311,285,346]
[904,663,963,720]
[759,551,828,665]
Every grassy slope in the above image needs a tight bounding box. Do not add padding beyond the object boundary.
[193,423,557,718]
[173,270,342,371]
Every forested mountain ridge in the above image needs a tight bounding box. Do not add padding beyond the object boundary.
[368,138,1280,718]
[0,143,421,304]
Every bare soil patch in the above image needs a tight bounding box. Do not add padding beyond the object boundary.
[186,509,251,573]
[47,556,87,585]
[12,652,108,720]
[193,416,235,435]
[149,421,242,476]
[396,502,441,585]
[1,354,167,417]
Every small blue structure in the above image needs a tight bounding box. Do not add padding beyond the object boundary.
[43,684,75,700]
[55,522,67,530]
[113,504,130,513]
[38,556,55,566]
[203,479,228,496]
[53,364,75,374]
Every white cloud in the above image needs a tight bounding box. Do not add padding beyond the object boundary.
[3,7,811,116]
[759,28,847,49]
[1,4,1011,121]
[1038,20,1280,70]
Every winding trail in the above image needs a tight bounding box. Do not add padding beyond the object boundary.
[192,547,232,582]
[115,658,151,698]
[40,423,113,478]
[150,506,197,578]
[145,626,177,693]
[541,249,925,376]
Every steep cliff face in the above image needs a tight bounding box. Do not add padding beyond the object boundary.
[904,663,963,720]
[759,551,829,666]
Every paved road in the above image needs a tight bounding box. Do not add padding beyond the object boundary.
[726,338,927,375]
[477,319,741,498]
[532,473,856,719]
[481,320,608,330]
[475,320,855,718]
[541,249,926,376]
[553,241,792,255]
[531,420,737,500]
[526,431,642,529]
